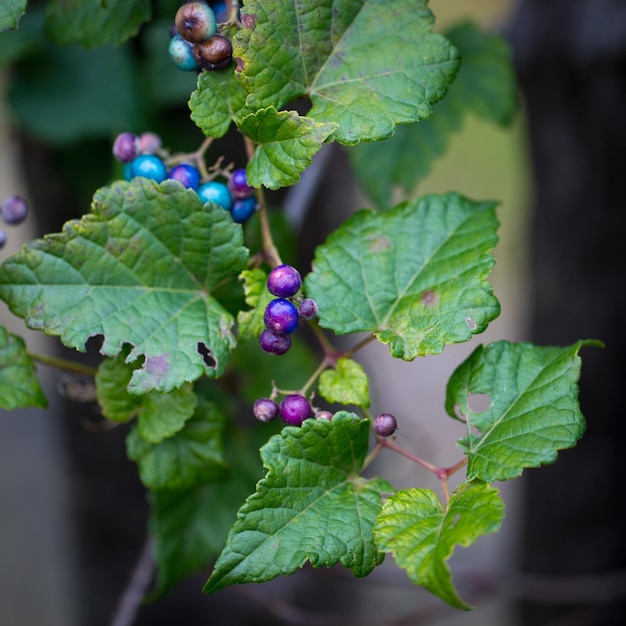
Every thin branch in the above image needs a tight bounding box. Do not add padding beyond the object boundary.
[29,351,97,377]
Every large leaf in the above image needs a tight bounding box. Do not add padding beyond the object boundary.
[0,325,47,409]
[0,0,26,31]
[350,21,518,206]
[374,482,504,609]
[0,179,249,393]
[44,0,150,47]
[318,357,370,407]
[240,107,338,189]
[234,0,460,144]
[305,193,500,360]
[446,340,591,482]
[127,397,228,491]
[204,413,393,593]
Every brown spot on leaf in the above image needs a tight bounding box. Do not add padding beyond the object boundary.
[241,13,256,29]
[368,236,392,253]
[420,290,438,307]
[235,57,245,73]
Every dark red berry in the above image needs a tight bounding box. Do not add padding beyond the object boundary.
[175,1,217,44]
[298,298,318,320]
[374,413,398,437]
[259,329,291,355]
[267,264,302,298]
[253,398,279,422]
[1,195,28,225]
[279,394,312,426]
[193,35,233,70]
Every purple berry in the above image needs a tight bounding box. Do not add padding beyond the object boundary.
[253,398,279,422]
[175,1,217,44]
[267,264,302,298]
[259,329,291,355]
[1,195,28,225]
[279,394,312,426]
[228,168,254,199]
[298,298,318,320]
[112,132,139,163]
[0,228,6,249]
[375,413,398,437]
[264,298,300,334]
[230,196,257,223]
[168,163,201,190]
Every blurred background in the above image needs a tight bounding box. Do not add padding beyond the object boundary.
[1,0,624,624]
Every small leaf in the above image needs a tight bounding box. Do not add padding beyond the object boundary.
[0,178,249,393]
[239,107,338,189]
[446,340,593,482]
[350,22,518,206]
[127,397,227,491]
[0,0,26,31]
[234,0,460,144]
[236,268,273,342]
[190,67,252,138]
[374,482,504,609]
[0,325,47,409]
[44,0,150,47]
[318,357,370,407]
[204,413,393,593]
[305,193,500,359]
[94,350,140,422]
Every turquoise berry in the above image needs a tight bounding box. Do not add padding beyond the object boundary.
[197,181,233,211]
[129,154,168,183]
[230,195,257,223]
[168,163,201,190]
[123,162,133,181]
[169,34,200,72]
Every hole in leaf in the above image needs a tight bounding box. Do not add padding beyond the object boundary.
[197,342,217,368]
[467,393,490,413]
[465,317,477,331]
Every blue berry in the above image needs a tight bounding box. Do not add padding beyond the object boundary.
[129,154,168,183]
[168,163,201,190]
[230,196,257,223]
[0,228,6,249]
[267,264,302,298]
[264,299,299,334]
[259,329,291,355]
[1,195,28,225]
[279,394,312,426]
[197,181,232,211]
[176,2,217,44]
[122,162,133,181]
[112,132,139,163]
[374,413,397,437]
[228,168,254,198]
[253,397,279,422]
[169,34,200,72]
[298,298,318,320]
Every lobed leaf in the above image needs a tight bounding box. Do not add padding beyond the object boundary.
[240,107,338,189]
[234,0,460,144]
[204,413,393,593]
[0,178,249,394]
[0,0,26,31]
[446,340,592,482]
[305,193,500,359]
[374,482,504,609]
[0,325,47,409]
[318,357,370,407]
[350,21,518,207]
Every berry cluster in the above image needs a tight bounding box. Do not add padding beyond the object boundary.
[253,394,333,427]
[0,194,29,250]
[259,265,318,356]
[169,1,233,73]
[112,132,257,224]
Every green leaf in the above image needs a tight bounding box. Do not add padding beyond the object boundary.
[374,482,504,609]
[350,21,518,207]
[190,67,252,138]
[236,268,273,342]
[318,357,370,408]
[0,178,249,393]
[0,0,26,31]
[234,0,460,144]
[94,350,141,422]
[204,413,393,593]
[127,397,228,491]
[446,340,592,482]
[240,107,338,189]
[0,325,47,409]
[44,0,150,47]
[149,428,265,597]
[305,193,500,360]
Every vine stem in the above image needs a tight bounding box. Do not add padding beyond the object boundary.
[28,351,97,377]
